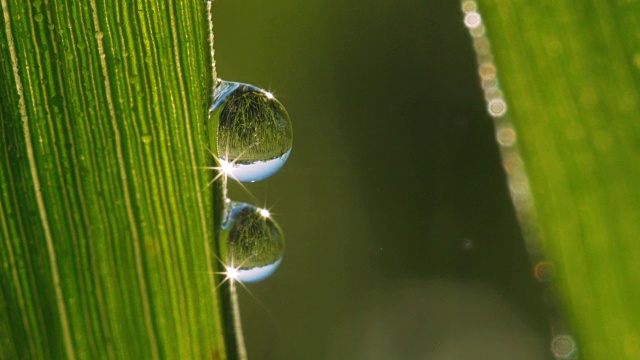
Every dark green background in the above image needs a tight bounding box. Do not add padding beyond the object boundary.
[215,0,549,358]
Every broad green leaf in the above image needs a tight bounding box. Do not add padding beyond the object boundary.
[477,1,640,358]
[0,0,231,358]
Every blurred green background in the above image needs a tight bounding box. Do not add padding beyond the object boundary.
[215,0,550,358]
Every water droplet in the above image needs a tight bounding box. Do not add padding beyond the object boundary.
[34,13,44,22]
[141,134,152,143]
[221,201,284,283]
[210,80,293,182]
[94,31,104,40]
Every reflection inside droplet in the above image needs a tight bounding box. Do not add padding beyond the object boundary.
[227,259,283,283]
[219,149,291,183]
[209,79,293,182]
[221,201,285,283]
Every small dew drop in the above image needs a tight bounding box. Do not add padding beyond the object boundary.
[34,13,44,22]
[141,134,152,143]
[221,201,285,283]
[94,31,104,40]
[209,80,293,183]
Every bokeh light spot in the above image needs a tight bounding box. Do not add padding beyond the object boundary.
[551,334,577,359]
[488,98,507,117]
[461,0,477,13]
[464,12,482,29]
[534,261,555,282]
[496,127,516,147]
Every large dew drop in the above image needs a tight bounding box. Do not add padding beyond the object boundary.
[221,201,285,283]
[210,80,293,182]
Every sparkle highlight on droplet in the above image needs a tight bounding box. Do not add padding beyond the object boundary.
[220,201,285,283]
[208,80,293,183]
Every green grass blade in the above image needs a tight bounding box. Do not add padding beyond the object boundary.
[0,0,228,358]
[476,0,640,358]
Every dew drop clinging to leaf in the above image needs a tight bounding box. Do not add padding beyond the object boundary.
[221,201,285,283]
[209,80,293,183]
